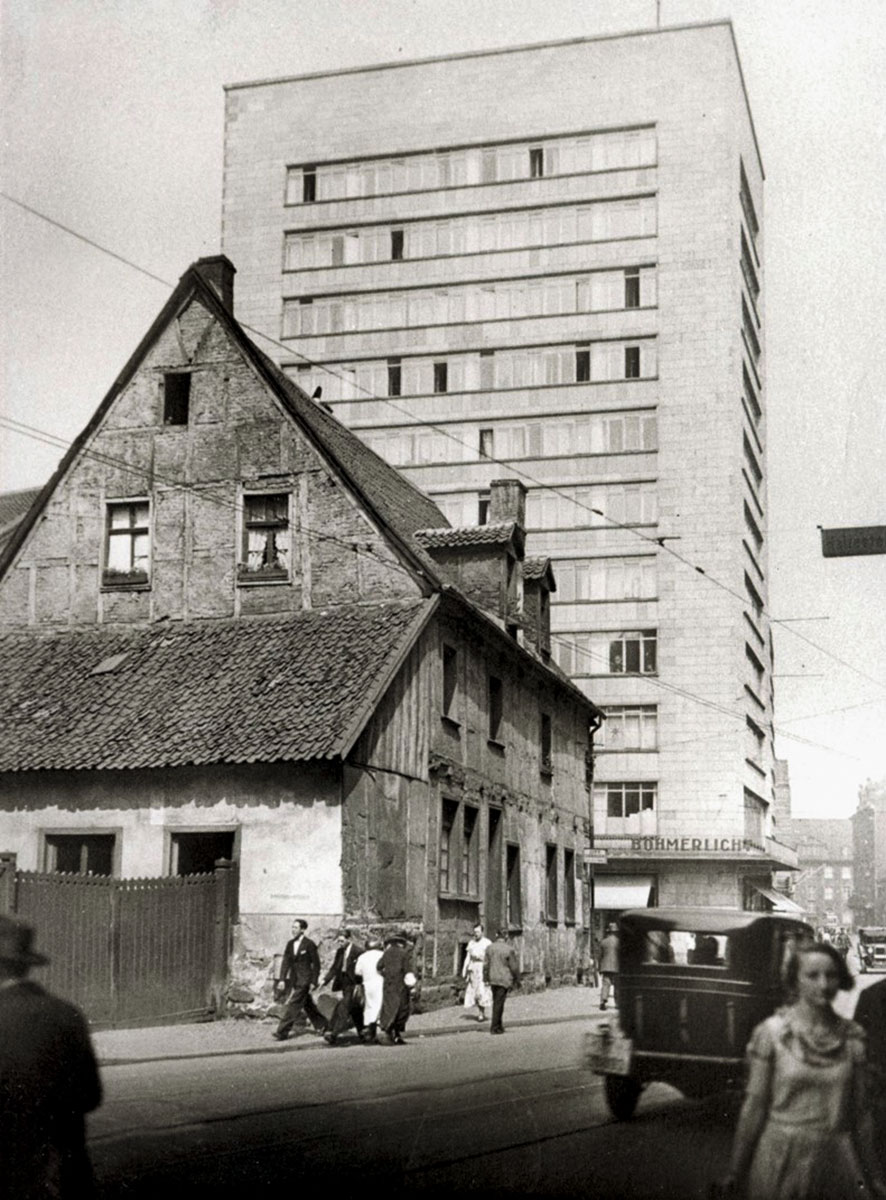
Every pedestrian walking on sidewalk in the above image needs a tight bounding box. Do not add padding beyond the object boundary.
[598,923,620,1011]
[462,923,492,1021]
[483,928,520,1034]
[322,928,366,1046]
[377,930,416,1045]
[720,941,886,1200]
[354,938,384,1043]
[0,915,103,1200]
[854,976,886,1181]
[272,919,328,1040]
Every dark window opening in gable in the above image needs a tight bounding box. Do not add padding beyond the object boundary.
[387,358,402,397]
[104,500,150,587]
[488,675,503,742]
[391,228,405,260]
[170,830,236,877]
[239,493,291,581]
[303,167,317,203]
[575,346,590,382]
[478,492,490,525]
[163,373,191,425]
[433,361,448,394]
[529,146,544,178]
[625,346,641,378]
[45,833,115,877]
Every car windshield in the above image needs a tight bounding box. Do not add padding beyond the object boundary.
[640,928,729,967]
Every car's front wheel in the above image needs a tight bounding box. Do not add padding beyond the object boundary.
[604,1073,642,1121]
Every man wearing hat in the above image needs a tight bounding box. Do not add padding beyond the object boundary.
[0,915,103,1198]
[482,928,520,1034]
[597,922,620,1011]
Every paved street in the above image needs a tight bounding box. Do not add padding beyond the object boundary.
[87,971,882,1199]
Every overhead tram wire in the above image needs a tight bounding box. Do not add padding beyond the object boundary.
[4,191,885,696]
[0,410,872,763]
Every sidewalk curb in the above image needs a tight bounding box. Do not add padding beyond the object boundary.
[97,1010,598,1068]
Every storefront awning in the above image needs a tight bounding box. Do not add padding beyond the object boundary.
[594,877,654,910]
[752,885,804,914]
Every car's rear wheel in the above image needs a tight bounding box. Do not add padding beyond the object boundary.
[604,1073,642,1121]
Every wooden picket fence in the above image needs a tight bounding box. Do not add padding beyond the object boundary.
[0,854,237,1028]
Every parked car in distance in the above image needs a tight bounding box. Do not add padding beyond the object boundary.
[584,907,813,1120]
[857,927,886,973]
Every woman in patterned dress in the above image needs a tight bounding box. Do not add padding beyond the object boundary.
[462,923,492,1022]
[722,941,885,1199]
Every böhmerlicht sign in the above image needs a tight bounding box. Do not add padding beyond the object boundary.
[820,525,886,558]
[609,836,767,854]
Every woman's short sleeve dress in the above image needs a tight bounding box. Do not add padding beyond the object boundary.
[745,1009,866,1200]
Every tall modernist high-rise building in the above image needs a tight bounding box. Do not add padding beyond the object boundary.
[222,21,797,916]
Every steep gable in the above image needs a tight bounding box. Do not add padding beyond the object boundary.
[0,262,448,629]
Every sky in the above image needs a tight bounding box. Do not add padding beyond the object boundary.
[1,0,885,821]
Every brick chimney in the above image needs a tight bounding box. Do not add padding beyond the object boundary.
[193,255,236,311]
[488,479,526,530]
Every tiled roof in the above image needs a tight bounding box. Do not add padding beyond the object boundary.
[523,556,555,584]
[0,488,42,552]
[0,601,429,772]
[414,522,516,549]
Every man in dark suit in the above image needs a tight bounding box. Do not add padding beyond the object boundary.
[0,915,103,1198]
[273,918,327,1040]
[854,978,886,1176]
[483,928,520,1035]
[322,928,366,1045]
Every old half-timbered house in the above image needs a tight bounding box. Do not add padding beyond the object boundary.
[0,257,603,1021]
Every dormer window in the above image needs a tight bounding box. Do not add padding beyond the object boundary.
[163,373,191,425]
[239,493,291,583]
[103,500,150,588]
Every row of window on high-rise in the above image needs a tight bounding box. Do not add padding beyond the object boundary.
[433,481,656,531]
[552,556,656,604]
[293,336,657,403]
[554,628,657,676]
[287,127,657,205]
[361,407,658,468]
[284,200,657,269]
[283,274,659,338]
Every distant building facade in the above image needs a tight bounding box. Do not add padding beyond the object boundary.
[853,780,886,926]
[221,20,796,916]
[780,817,854,931]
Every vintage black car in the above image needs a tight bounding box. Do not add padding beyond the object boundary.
[585,906,813,1120]
[857,926,886,972]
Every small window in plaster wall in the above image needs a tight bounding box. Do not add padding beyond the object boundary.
[169,830,236,876]
[44,832,116,877]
